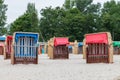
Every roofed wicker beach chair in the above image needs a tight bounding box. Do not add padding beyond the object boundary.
[11,32,39,64]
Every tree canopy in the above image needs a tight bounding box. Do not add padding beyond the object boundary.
[6,0,120,42]
[0,0,7,36]
[39,0,120,41]
[39,0,102,41]
[9,3,39,35]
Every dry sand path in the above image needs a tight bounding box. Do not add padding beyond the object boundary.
[0,54,120,80]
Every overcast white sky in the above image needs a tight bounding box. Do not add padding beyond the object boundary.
[4,0,119,24]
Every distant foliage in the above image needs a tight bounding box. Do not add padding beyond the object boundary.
[0,0,7,36]
[39,0,120,41]
[39,0,101,41]
[8,0,120,41]
[9,3,39,35]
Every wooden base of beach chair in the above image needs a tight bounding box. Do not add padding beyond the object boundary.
[78,46,83,54]
[86,43,109,63]
[68,48,72,54]
[4,53,11,59]
[87,55,109,63]
[113,47,120,55]
[0,46,4,55]
[53,46,69,59]
[13,57,38,64]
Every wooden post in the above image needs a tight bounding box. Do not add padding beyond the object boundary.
[49,38,54,59]
[4,41,6,59]
[47,41,50,57]
[44,43,47,54]
[73,40,78,54]
[107,32,113,63]
[83,38,86,59]
[11,33,15,65]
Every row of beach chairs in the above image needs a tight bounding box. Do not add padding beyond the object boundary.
[0,32,117,64]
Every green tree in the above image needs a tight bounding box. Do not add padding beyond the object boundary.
[63,0,75,9]
[63,8,86,41]
[101,0,120,40]
[75,0,93,13]
[63,0,101,39]
[9,3,39,35]
[0,0,7,35]
[39,0,120,41]
[63,0,71,9]
[40,0,101,41]
[40,7,86,41]
[39,7,67,41]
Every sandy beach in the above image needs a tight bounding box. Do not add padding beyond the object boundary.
[0,54,120,80]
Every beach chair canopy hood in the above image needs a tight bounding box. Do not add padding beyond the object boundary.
[113,41,120,47]
[54,37,69,46]
[15,33,39,43]
[68,45,72,49]
[7,36,13,42]
[0,36,6,41]
[85,33,108,44]
[78,42,83,47]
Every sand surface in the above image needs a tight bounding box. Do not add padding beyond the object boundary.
[0,54,120,80]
